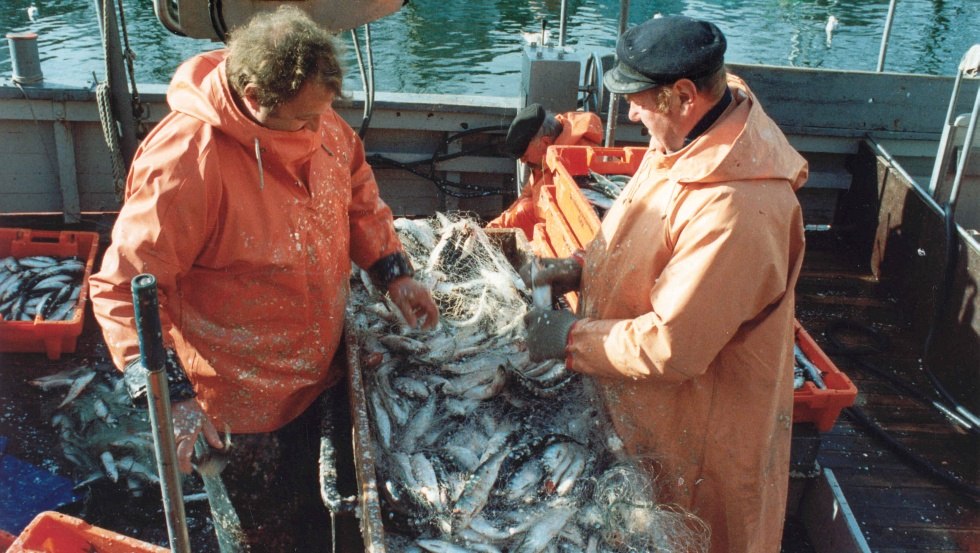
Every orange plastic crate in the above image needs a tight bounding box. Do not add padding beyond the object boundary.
[537,185,582,258]
[7,512,168,552]
[793,321,858,432]
[527,223,581,312]
[544,145,646,246]
[529,222,555,258]
[0,228,99,360]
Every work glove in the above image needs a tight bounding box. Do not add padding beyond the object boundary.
[524,307,581,362]
[519,256,583,297]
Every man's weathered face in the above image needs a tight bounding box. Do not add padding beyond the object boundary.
[252,81,335,132]
[625,87,683,153]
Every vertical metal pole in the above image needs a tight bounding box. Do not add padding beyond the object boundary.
[93,0,139,166]
[133,274,191,553]
[604,0,630,146]
[558,0,568,47]
[876,0,898,72]
[946,87,980,215]
[927,70,965,197]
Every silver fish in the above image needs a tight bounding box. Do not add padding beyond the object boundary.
[512,507,576,553]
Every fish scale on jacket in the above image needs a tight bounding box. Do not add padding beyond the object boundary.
[569,74,807,552]
[91,50,405,433]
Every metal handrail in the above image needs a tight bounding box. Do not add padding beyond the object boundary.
[946,47,980,215]
[876,0,898,72]
[604,0,630,147]
[927,44,980,211]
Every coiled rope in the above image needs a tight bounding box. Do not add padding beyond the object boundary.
[96,0,148,202]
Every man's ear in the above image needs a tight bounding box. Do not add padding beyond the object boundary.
[241,83,262,112]
[673,79,699,114]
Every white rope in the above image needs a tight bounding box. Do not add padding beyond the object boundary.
[96,80,128,201]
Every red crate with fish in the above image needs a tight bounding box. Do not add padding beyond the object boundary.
[0,228,99,360]
[7,511,168,552]
[793,321,858,431]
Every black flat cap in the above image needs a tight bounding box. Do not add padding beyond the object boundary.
[604,15,726,95]
[502,103,546,159]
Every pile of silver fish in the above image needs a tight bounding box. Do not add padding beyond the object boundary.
[349,214,708,553]
[0,255,84,322]
[793,344,828,390]
[577,171,632,218]
[29,366,168,498]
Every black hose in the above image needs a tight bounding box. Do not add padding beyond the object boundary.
[367,154,506,199]
[366,124,511,198]
[844,406,980,503]
[822,319,979,501]
[824,319,978,434]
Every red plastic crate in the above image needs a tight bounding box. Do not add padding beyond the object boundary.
[0,228,99,360]
[793,321,858,431]
[537,185,583,258]
[529,222,555,258]
[544,145,646,247]
[527,223,579,312]
[7,512,168,552]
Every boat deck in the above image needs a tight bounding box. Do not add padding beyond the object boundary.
[790,230,979,553]
[0,217,977,552]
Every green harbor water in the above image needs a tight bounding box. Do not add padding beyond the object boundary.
[1,0,977,96]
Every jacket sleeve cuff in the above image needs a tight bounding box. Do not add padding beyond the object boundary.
[123,349,197,404]
[564,319,580,369]
[367,251,415,290]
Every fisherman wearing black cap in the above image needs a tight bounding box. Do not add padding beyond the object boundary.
[522,15,808,552]
[486,104,603,238]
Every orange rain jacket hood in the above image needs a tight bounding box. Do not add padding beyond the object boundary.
[571,75,807,552]
[91,51,404,433]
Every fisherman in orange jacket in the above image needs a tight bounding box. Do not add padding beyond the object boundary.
[89,7,438,551]
[522,16,807,552]
[485,105,603,239]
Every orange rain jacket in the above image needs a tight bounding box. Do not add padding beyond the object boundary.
[90,51,405,433]
[569,75,807,552]
[486,111,603,237]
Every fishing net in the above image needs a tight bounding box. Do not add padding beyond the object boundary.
[394,212,529,339]
[348,212,708,553]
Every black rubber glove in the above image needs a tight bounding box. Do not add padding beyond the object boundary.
[524,307,581,362]
[519,256,583,296]
[123,349,196,403]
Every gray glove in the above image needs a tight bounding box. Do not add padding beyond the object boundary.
[524,307,581,362]
[519,257,583,297]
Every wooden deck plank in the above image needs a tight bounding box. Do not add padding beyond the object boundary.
[795,229,979,553]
